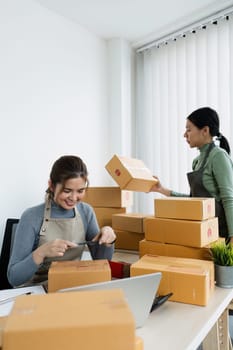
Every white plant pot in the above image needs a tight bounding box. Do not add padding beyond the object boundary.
[215,264,233,288]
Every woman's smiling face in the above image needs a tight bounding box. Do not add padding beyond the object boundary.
[50,177,87,209]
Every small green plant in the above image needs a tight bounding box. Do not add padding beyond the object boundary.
[211,241,233,266]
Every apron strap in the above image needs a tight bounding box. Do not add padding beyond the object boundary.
[40,195,78,234]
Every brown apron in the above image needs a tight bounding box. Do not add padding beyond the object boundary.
[31,197,86,284]
[187,142,227,239]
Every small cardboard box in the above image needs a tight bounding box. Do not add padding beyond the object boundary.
[3,290,135,350]
[105,154,157,192]
[144,216,219,247]
[93,207,126,227]
[135,336,144,350]
[114,230,144,251]
[139,239,213,260]
[48,260,111,293]
[0,317,7,350]
[154,197,215,221]
[83,186,133,208]
[112,213,147,233]
[130,254,214,306]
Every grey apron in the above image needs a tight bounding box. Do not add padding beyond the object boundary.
[31,197,86,284]
[187,142,228,239]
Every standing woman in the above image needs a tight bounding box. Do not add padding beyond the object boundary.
[8,155,116,287]
[150,107,233,244]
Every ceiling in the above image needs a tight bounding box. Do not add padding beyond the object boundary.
[35,0,233,46]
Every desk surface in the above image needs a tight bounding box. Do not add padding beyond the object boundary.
[1,251,233,350]
[137,286,233,350]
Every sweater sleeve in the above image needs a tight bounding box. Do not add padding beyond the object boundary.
[7,206,44,287]
[170,191,189,197]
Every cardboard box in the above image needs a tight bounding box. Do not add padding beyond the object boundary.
[112,213,147,233]
[154,197,215,221]
[0,317,7,350]
[139,239,213,260]
[130,254,214,306]
[3,290,135,350]
[83,186,133,208]
[115,230,144,251]
[93,207,126,227]
[105,154,157,192]
[144,216,219,247]
[135,336,144,350]
[48,260,111,293]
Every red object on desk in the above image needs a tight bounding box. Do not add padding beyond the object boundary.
[108,260,131,279]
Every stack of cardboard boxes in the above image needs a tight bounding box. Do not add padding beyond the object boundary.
[83,155,157,251]
[140,197,219,259]
[112,213,146,251]
[83,186,131,227]
[102,155,222,306]
[130,197,220,306]
[78,155,220,307]
[104,154,156,250]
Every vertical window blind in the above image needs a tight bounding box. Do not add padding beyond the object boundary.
[135,14,233,214]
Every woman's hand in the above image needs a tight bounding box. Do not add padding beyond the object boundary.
[150,176,172,196]
[33,239,77,264]
[92,226,116,246]
[150,176,162,192]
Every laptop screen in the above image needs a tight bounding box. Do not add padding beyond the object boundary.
[58,272,161,328]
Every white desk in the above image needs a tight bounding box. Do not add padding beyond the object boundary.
[137,287,233,350]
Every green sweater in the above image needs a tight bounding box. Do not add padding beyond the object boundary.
[172,143,233,237]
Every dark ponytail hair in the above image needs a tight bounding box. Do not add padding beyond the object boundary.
[47,155,89,198]
[187,107,231,155]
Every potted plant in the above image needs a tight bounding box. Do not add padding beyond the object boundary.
[210,240,233,288]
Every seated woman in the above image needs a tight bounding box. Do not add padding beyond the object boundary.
[7,155,116,287]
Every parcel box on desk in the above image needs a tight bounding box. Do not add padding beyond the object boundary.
[139,239,213,260]
[0,317,7,350]
[144,216,219,247]
[135,336,144,350]
[83,186,133,208]
[48,260,111,293]
[3,290,135,350]
[105,154,157,192]
[154,197,215,220]
[130,254,214,306]
[112,213,147,233]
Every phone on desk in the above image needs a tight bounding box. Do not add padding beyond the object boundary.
[150,292,173,312]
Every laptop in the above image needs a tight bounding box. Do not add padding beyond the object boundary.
[58,272,161,328]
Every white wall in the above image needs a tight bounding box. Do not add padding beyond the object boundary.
[107,38,134,157]
[0,0,120,247]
